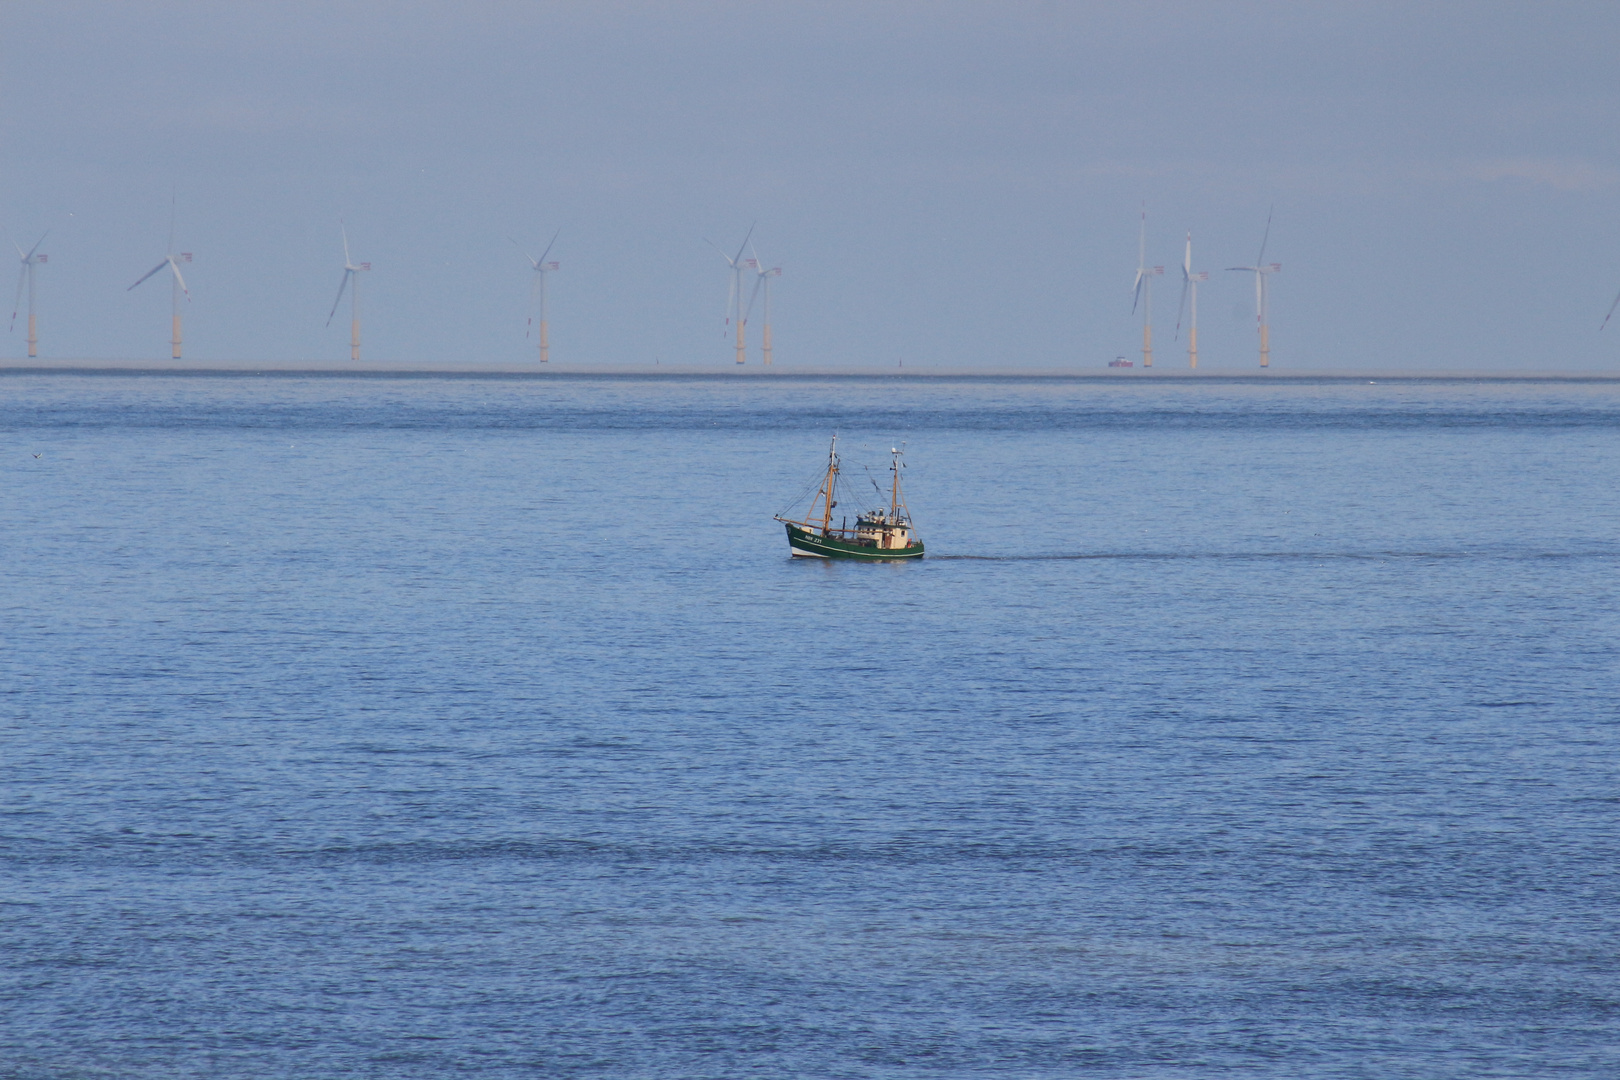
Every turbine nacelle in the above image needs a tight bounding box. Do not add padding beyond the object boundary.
[707,223,755,270]
[515,229,561,274]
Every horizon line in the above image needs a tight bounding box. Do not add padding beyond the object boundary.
[4,360,1620,382]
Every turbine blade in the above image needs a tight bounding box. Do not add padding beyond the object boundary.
[326,269,351,326]
[731,223,755,265]
[1183,232,1192,280]
[510,237,539,268]
[1256,204,1274,265]
[1174,276,1189,341]
[341,223,352,267]
[1603,286,1620,331]
[169,258,190,298]
[128,259,169,290]
[10,266,24,331]
[705,237,736,266]
[536,227,560,265]
[1132,271,1144,314]
[25,231,48,261]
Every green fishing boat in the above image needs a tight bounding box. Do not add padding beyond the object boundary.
[776,436,924,560]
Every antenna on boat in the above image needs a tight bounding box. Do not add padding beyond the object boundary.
[889,444,909,522]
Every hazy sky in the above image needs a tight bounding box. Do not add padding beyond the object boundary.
[3,1,1618,369]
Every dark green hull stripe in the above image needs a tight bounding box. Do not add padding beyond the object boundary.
[784,524,924,560]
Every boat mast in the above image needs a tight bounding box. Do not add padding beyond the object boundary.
[891,448,900,519]
[819,435,838,535]
[888,446,912,525]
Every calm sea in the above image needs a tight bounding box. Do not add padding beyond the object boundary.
[2,372,1617,1079]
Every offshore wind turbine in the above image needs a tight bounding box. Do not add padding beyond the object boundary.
[127,200,192,360]
[1132,208,1164,367]
[1227,208,1282,368]
[514,229,560,363]
[707,225,754,364]
[9,231,48,358]
[745,244,781,366]
[325,223,370,362]
[1175,232,1209,369]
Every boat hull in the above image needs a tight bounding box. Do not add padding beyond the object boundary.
[784,522,924,560]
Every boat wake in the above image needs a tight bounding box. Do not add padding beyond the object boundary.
[930,550,1620,561]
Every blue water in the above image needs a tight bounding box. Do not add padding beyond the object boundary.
[3,373,1618,1078]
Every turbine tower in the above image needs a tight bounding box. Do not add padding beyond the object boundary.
[1132,208,1164,368]
[746,245,781,366]
[1175,232,1209,369]
[325,223,370,362]
[707,225,754,364]
[127,200,192,360]
[515,230,560,363]
[1228,208,1281,368]
[9,232,48,359]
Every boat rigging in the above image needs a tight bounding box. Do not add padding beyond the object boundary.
[774,436,924,560]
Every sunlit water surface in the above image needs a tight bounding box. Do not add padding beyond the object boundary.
[2,373,1618,1078]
